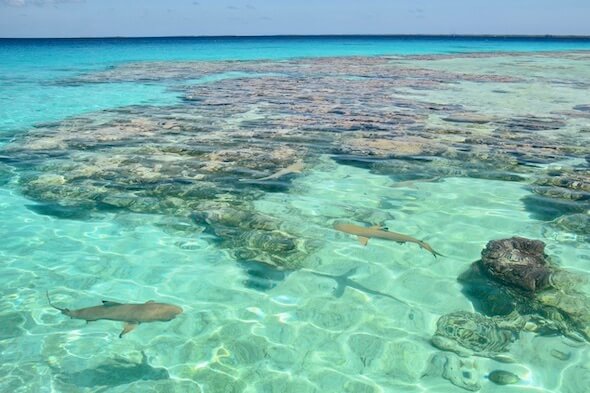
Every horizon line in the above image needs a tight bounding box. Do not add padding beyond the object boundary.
[2,33,590,40]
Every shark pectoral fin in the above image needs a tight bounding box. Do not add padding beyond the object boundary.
[119,322,139,338]
[358,236,369,246]
[369,225,388,231]
[102,301,122,307]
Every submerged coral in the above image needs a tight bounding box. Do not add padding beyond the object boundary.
[480,237,552,293]
[459,237,590,343]
[487,370,520,385]
[431,311,519,359]
[423,352,482,392]
[2,53,590,270]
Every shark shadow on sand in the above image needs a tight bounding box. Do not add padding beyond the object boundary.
[304,267,411,306]
[239,262,409,307]
[53,351,169,392]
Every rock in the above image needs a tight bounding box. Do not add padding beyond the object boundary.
[337,136,446,158]
[442,113,494,124]
[458,262,518,316]
[488,370,520,385]
[380,340,430,383]
[534,173,590,193]
[431,311,517,359]
[531,172,590,215]
[460,237,590,343]
[522,193,588,222]
[348,333,385,369]
[536,289,590,341]
[424,352,482,391]
[498,116,566,132]
[553,213,590,235]
[549,349,571,361]
[531,185,590,201]
[480,237,552,292]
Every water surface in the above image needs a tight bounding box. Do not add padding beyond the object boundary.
[1,37,589,393]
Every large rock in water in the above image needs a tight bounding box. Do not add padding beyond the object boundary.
[458,236,590,343]
[480,237,553,292]
[431,311,520,359]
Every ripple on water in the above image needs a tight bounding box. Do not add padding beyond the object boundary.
[1,51,590,393]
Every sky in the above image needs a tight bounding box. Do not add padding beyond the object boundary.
[0,0,589,38]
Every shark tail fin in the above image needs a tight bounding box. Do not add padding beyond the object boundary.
[418,241,445,259]
[46,291,70,315]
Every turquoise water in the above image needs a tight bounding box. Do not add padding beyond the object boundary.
[1,37,590,392]
[3,36,590,130]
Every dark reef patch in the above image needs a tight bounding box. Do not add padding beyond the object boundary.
[522,193,589,222]
[26,203,94,221]
[238,259,291,292]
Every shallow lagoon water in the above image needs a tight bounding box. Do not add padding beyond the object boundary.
[0,37,589,392]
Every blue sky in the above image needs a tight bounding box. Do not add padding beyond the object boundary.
[1,0,589,38]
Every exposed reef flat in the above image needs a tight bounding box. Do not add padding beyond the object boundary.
[2,51,589,269]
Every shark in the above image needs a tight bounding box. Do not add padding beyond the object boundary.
[47,292,183,338]
[242,160,304,182]
[334,222,443,258]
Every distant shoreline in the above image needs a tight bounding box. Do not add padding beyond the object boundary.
[2,34,590,40]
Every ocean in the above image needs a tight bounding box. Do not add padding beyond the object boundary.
[1,36,589,392]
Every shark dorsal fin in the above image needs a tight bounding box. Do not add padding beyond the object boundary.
[102,301,122,307]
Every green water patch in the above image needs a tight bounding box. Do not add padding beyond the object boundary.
[1,166,589,392]
[0,81,180,135]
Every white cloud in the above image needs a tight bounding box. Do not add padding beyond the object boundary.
[2,0,83,6]
[3,0,26,6]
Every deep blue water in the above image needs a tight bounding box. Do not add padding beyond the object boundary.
[3,35,590,67]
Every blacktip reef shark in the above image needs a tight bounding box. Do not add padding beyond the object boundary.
[47,292,183,338]
[241,160,304,182]
[334,222,443,258]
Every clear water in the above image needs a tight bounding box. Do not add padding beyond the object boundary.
[1,37,589,392]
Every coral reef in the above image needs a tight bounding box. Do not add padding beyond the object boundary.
[2,53,589,270]
[458,237,590,342]
[431,311,520,359]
